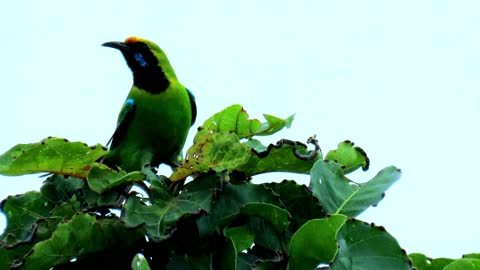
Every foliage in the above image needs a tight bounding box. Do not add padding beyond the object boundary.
[0,104,461,269]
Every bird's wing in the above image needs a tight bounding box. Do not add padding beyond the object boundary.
[187,88,197,126]
[107,98,136,148]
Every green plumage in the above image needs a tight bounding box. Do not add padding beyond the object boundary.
[102,37,196,172]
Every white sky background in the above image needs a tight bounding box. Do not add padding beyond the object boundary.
[1,1,479,259]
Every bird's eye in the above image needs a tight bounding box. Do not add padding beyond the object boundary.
[133,52,148,67]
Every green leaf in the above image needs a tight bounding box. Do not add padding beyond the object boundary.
[265,180,326,230]
[325,140,369,174]
[0,191,54,246]
[444,258,480,270]
[200,182,283,233]
[310,160,401,216]
[214,237,237,270]
[465,254,480,260]
[0,137,107,178]
[202,104,293,138]
[21,214,144,269]
[123,175,216,241]
[171,106,299,181]
[224,226,255,252]
[256,113,294,136]
[132,254,151,270]
[166,254,213,270]
[240,203,290,233]
[87,166,145,193]
[409,253,455,270]
[171,131,250,181]
[241,138,322,176]
[288,215,348,270]
[40,174,84,203]
[331,219,410,270]
[237,253,259,270]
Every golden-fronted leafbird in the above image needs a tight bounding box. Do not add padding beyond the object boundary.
[102,37,196,172]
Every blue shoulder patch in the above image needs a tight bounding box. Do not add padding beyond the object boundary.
[125,98,135,107]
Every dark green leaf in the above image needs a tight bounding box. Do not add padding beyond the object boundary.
[241,203,290,233]
[331,219,410,270]
[265,180,326,230]
[166,254,212,270]
[241,138,321,176]
[0,191,54,246]
[214,237,237,270]
[201,182,283,233]
[123,175,216,241]
[288,215,347,270]
[21,214,144,270]
[310,160,401,216]
[248,217,285,254]
[40,174,84,203]
[224,226,255,252]
[0,137,107,178]
[87,166,145,193]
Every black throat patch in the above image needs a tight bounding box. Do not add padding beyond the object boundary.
[133,68,170,94]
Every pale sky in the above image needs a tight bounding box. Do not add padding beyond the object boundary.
[1,1,479,259]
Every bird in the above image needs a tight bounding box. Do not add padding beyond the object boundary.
[102,36,197,172]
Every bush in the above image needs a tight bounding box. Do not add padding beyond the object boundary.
[1,105,476,269]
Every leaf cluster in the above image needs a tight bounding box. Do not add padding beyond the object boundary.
[0,104,455,269]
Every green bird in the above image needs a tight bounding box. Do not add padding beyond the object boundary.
[102,36,196,172]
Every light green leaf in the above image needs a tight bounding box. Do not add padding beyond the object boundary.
[202,104,293,138]
[0,137,107,178]
[444,258,480,270]
[409,253,455,270]
[325,140,369,174]
[132,254,151,270]
[288,215,348,270]
[171,131,250,181]
[310,160,401,217]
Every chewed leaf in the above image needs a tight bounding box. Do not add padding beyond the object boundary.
[172,134,322,181]
[202,104,293,138]
[0,137,108,178]
[325,140,369,174]
[170,131,250,181]
[241,137,322,176]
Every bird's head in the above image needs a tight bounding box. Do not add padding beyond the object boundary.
[103,37,177,93]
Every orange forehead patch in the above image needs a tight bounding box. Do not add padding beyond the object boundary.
[125,36,143,44]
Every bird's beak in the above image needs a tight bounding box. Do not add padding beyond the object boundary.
[102,41,130,52]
